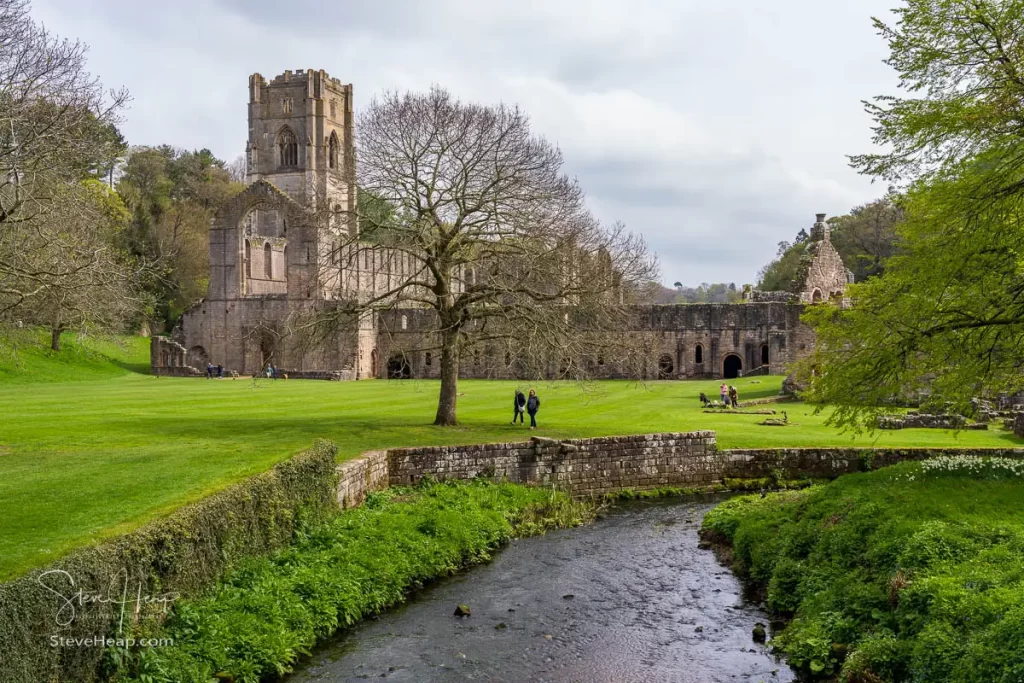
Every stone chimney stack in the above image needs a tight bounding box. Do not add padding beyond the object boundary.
[810,213,829,241]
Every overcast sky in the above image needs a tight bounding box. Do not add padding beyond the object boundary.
[32,0,901,287]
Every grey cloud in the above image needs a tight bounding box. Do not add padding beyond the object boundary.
[31,0,902,285]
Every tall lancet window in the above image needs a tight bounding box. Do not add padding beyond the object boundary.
[277,127,298,167]
[328,131,339,170]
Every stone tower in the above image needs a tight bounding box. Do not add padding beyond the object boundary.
[246,69,356,232]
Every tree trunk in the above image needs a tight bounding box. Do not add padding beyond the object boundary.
[434,326,460,426]
[50,326,62,352]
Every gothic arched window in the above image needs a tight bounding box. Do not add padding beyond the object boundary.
[264,242,272,279]
[277,127,298,168]
[328,131,339,170]
[245,240,251,279]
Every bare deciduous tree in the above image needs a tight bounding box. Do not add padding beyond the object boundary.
[2,179,145,348]
[0,0,128,315]
[226,154,247,184]
[302,87,657,425]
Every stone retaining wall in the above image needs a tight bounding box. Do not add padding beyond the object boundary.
[336,450,388,508]
[724,447,1024,480]
[332,437,1024,504]
[387,432,721,497]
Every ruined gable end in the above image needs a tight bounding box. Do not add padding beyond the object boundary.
[796,213,850,304]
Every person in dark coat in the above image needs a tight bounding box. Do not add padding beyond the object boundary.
[512,390,526,424]
[729,385,739,408]
[526,389,541,429]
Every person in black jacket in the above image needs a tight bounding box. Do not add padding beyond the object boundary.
[512,390,526,424]
[526,389,541,429]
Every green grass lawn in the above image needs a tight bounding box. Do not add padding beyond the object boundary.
[1,333,1021,580]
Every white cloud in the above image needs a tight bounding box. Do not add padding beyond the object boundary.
[30,0,903,285]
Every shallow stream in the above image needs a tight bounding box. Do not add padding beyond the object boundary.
[288,496,795,683]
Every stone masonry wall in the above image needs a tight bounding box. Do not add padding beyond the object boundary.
[335,450,389,508]
[725,447,1024,480]
[387,432,722,497]
[328,437,1024,506]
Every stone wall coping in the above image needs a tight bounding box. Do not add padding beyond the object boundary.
[724,447,1024,454]
[384,431,717,457]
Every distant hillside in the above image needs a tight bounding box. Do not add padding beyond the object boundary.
[0,331,150,383]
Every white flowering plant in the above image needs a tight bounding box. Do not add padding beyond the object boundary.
[891,456,1024,482]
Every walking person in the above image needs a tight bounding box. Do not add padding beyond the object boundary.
[206,362,213,379]
[526,389,541,429]
[729,385,739,409]
[720,382,730,407]
[217,364,223,379]
[512,389,526,424]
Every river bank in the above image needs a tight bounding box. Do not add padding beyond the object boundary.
[286,495,794,682]
[107,480,593,682]
[700,457,1024,682]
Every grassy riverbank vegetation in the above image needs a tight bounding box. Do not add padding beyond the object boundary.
[105,479,592,683]
[1,332,1020,579]
[702,457,1024,682]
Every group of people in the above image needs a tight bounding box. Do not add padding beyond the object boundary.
[512,389,541,428]
[699,383,739,408]
[205,363,223,379]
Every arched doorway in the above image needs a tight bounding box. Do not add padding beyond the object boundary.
[761,344,770,366]
[188,345,209,370]
[811,288,823,303]
[723,354,742,379]
[658,354,674,379]
[370,349,379,378]
[387,354,411,379]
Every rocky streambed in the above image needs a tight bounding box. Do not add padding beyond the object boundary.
[287,496,794,683]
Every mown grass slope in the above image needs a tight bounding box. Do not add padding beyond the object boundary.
[0,331,149,383]
[1,332,1020,580]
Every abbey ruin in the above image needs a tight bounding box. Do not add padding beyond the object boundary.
[151,68,853,382]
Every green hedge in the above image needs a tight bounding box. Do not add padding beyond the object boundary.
[0,440,338,683]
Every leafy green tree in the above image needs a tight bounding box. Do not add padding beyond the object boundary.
[117,146,243,328]
[756,232,810,292]
[801,0,1024,427]
[851,0,1024,189]
[829,193,903,282]
[802,165,1024,424]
